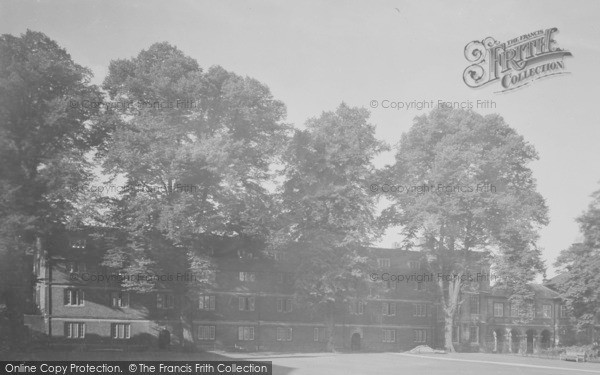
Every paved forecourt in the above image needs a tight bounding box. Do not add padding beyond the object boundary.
[6,350,600,375]
[237,352,600,375]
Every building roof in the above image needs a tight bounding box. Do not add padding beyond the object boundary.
[544,273,569,290]
[530,283,561,299]
[491,282,560,299]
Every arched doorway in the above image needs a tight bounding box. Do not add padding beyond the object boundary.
[493,329,505,353]
[158,329,171,349]
[351,332,361,351]
[525,329,536,354]
[510,329,520,353]
[540,330,552,349]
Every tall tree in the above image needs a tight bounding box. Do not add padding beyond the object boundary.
[272,104,387,351]
[554,185,600,334]
[0,30,106,346]
[99,42,288,346]
[380,108,547,351]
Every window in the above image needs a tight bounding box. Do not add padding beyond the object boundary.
[111,323,130,339]
[277,272,293,285]
[198,295,216,311]
[156,293,174,309]
[64,322,85,339]
[382,302,396,316]
[414,304,427,317]
[527,302,535,317]
[239,272,256,282]
[414,329,427,343]
[542,304,552,318]
[377,258,391,268]
[510,303,519,317]
[198,269,216,283]
[197,325,215,340]
[408,260,420,269]
[110,292,130,308]
[470,295,480,314]
[314,327,326,342]
[239,296,255,311]
[276,298,292,313]
[469,326,479,343]
[64,289,84,306]
[493,302,504,317]
[560,305,568,318]
[268,251,285,261]
[69,239,86,249]
[383,329,396,343]
[350,300,365,314]
[67,261,86,273]
[452,326,460,343]
[237,249,254,259]
[357,300,365,315]
[276,327,293,341]
[238,326,254,341]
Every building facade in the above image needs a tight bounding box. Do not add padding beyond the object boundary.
[24,231,579,353]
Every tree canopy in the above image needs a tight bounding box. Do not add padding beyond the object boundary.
[97,42,290,345]
[554,185,600,330]
[0,30,107,348]
[272,103,387,350]
[380,108,548,351]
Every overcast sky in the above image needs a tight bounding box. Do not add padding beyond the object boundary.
[2,0,599,276]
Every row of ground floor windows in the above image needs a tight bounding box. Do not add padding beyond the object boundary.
[64,322,130,339]
[63,323,428,344]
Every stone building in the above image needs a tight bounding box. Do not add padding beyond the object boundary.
[23,229,582,352]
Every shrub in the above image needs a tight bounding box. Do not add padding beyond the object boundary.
[560,344,599,359]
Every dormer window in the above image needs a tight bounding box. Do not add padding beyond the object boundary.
[239,272,256,282]
[67,261,86,273]
[64,289,84,306]
[267,251,285,261]
[237,249,254,259]
[69,239,87,249]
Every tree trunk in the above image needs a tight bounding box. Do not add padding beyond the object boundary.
[179,297,196,350]
[177,292,195,350]
[441,272,462,352]
[444,314,455,353]
[180,314,194,350]
[326,301,336,352]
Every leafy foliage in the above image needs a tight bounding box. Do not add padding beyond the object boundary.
[0,30,108,345]
[380,108,548,350]
[98,42,289,344]
[554,186,600,330]
[272,103,387,350]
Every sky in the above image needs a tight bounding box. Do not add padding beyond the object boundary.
[1,0,599,276]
